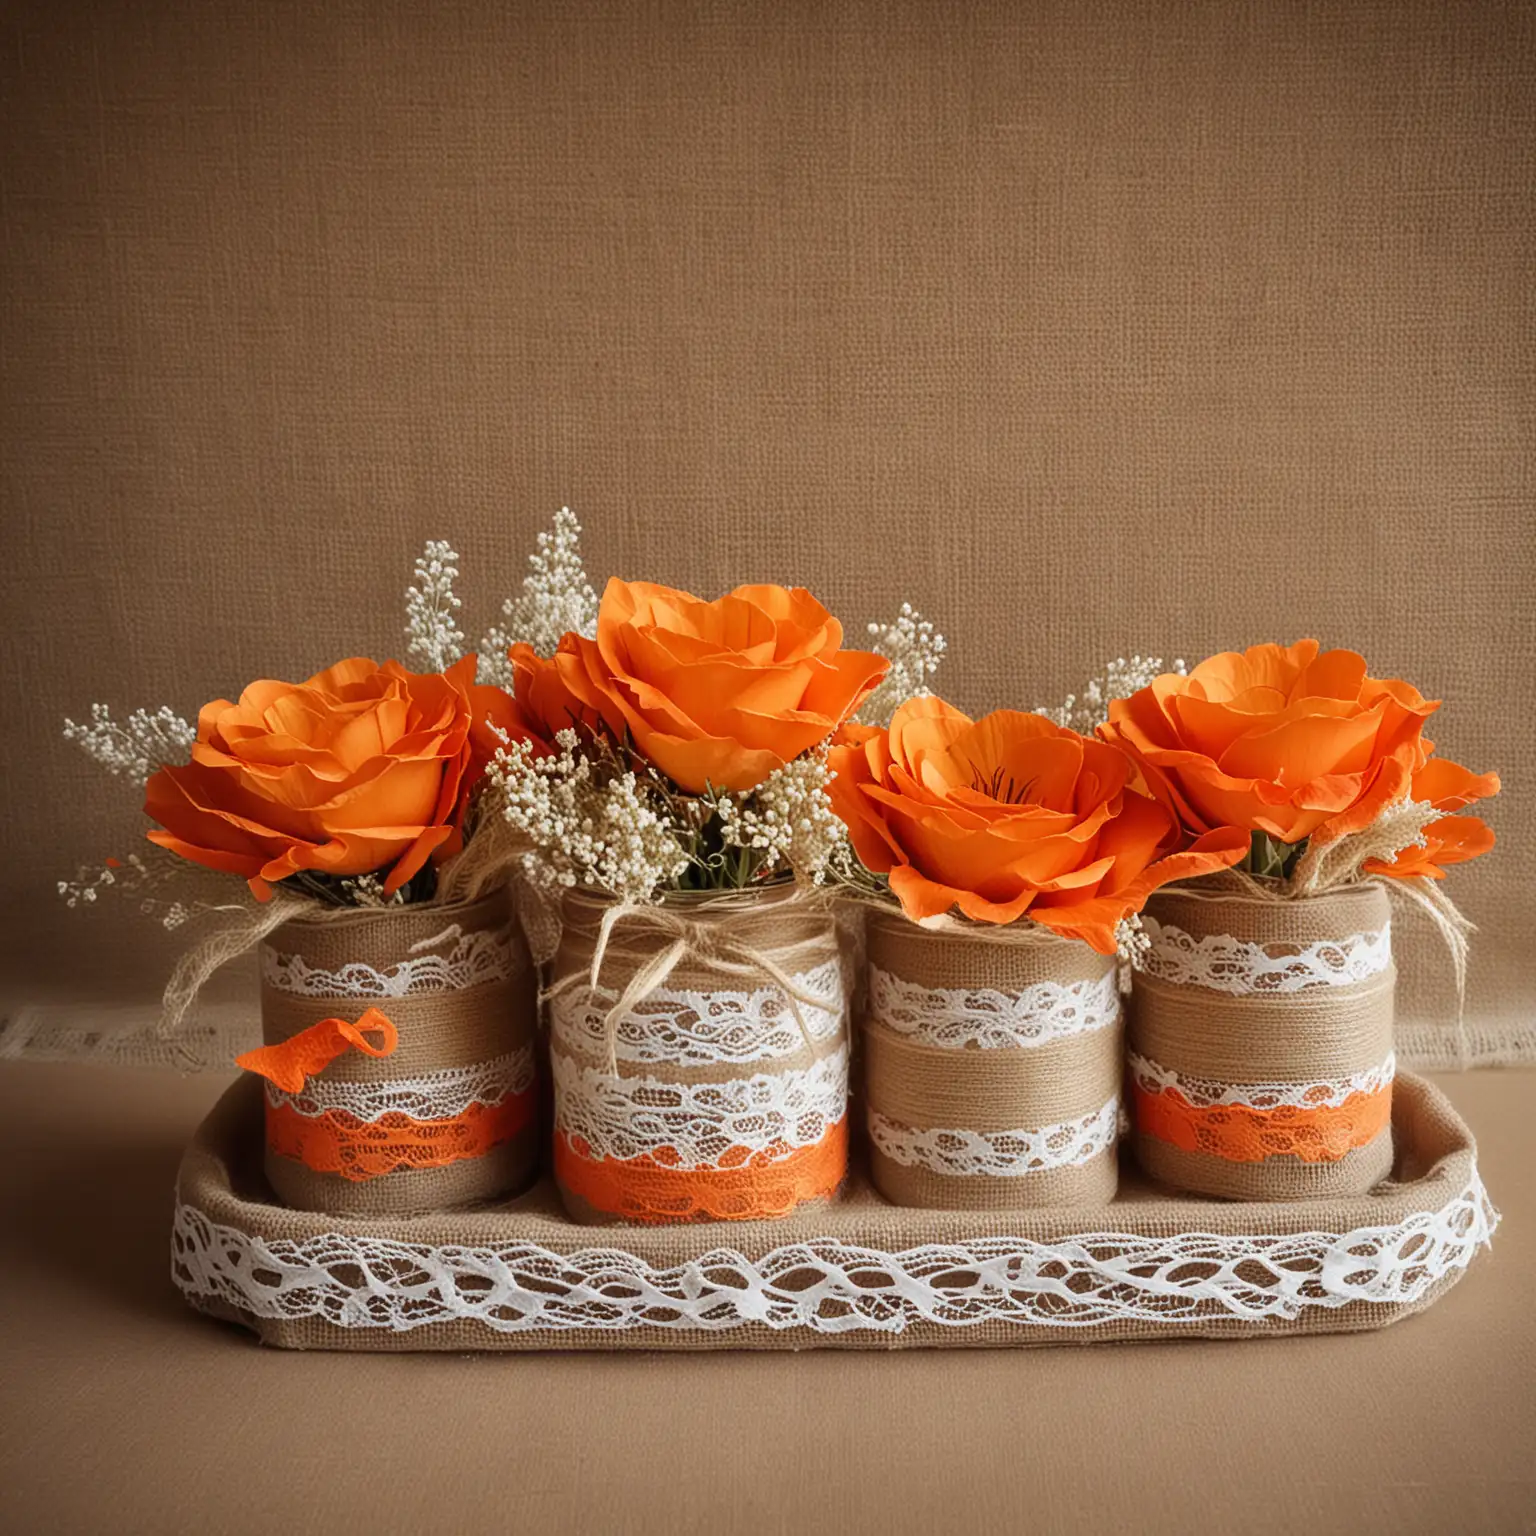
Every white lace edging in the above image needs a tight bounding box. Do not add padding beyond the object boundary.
[265,1046,537,1123]
[171,1172,1497,1336]
[1128,1052,1396,1112]
[867,1096,1119,1177]
[866,966,1120,1050]
[261,925,516,999]
[1139,918,1391,995]
[551,1047,848,1167]
[549,959,845,1066]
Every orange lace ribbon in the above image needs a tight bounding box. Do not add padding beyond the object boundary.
[264,1090,534,1181]
[236,1008,398,1092]
[554,1119,849,1223]
[1132,1082,1392,1165]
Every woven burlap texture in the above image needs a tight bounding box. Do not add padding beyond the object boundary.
[259,891,538,1216]
[864,909,1119,1209]
[173,1068,1483,1352]
[1,0,1530,1066]
[547,886,850,1224]
[1130,884,1395,1200]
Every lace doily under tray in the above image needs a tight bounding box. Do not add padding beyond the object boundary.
[173,1072,1496,1353]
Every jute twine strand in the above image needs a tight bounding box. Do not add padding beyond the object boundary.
[544,888,841,1076]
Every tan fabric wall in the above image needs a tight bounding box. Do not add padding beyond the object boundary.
[2,0,1532,1041]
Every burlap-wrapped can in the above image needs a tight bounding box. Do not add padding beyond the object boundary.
[253,890,539,1216]
[1129,881,1395,1200]
[863,911,1122,1209]
[547,887,850,1225]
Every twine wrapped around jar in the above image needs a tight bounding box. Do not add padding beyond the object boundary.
[1129,881,1395,1200]
[545,886,851,1225]
[863,910,1122,1210]
[250,890,539,1216]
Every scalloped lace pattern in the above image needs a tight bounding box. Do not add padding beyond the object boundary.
[549,959,845,1065]
[265,1046,537,1123]
[1139,917,1391,995]
[552,1047,849,1167]
[171,1171,1496,1335]
[1128,1052,1397,1112]
[867,1096,1120,1177]
[261,926,516,999]
[866,966,1120,1049]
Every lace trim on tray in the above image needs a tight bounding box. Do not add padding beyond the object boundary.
[264,1045,537,1123]
[1139,917,1391,995]
[1127,1052,1396,1112]
[867,1096,1120,1178]
[551,1046,849,1168]
[549,959,846,1066]
[866,966,1120,1050]
[171,1170,1497,1335]
[261,925,516,999]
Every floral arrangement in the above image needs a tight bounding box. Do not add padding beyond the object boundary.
[486,579,905,902]
[60,506,955,949]
[1098,639,1500,893]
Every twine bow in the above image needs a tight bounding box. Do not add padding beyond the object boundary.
[544,896,838,1074]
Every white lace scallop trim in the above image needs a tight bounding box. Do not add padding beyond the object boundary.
[1139,917,1391,995]
[867,966,1121,1050]
[549,959,846,1066]
[171,1171,1497,1336]
[261,925,516,999]
[1128,1052,1397,1112]
[265,1046,537,1123]
[867,1096,1120,1178]
[552,1047,848,1168]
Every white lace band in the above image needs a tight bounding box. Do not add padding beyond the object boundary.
[1128,1052,1397,1112]
[866,965,1120,1050]
[549,959,846,1066]
[1138,917,1392,995]
[171,1171,1496,1337]
[261,924,517,999]
[551,1047,848,1168]
[867,1096,1120,1178]
[265,1046,537,1124]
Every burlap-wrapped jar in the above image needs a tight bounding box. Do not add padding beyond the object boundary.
[1129,881,1396,1200]
[547,887,850,1225]
[253,890,539,1216]
[863,911,1122,1209]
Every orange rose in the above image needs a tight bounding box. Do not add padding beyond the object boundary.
[145,656,535,899]
[1098,640,1438,846]
[511,579,888,793]
[828,697,1247,952]
[1363,752,1499,879]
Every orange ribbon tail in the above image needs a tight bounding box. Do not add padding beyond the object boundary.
[235,1007,399,1093]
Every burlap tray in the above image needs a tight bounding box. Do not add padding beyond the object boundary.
[171,1070,1496,1352]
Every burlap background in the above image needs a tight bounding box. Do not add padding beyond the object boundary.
[2,0,1532,1056]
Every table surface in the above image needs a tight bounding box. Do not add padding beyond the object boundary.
[0,1061,1530,1536]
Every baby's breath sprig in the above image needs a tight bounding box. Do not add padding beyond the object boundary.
[856,603,947,728]
[478,507,599,687]
[713,752,844,886]
[1034,655,1186,737]
[404,539,467,673]
[491,731,691,903]
[62,704,195,784]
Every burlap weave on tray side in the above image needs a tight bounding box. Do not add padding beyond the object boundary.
[1130,883,1396,1201]
[257,889,539,1217]
[863,910,1120,1210]
[170,1069,1494,1352]
[546,886,850,1226]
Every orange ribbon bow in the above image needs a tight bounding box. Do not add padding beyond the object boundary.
[234,1007,398,1093]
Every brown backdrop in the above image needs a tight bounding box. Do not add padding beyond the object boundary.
[2,0,1532,1048]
